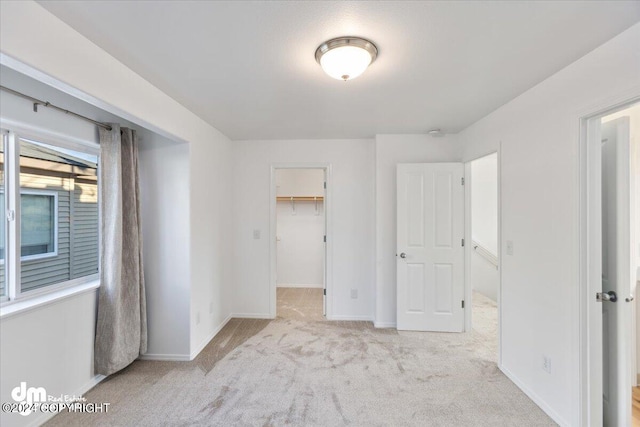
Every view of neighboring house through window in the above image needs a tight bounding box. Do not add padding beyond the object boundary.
[0,131,99,301]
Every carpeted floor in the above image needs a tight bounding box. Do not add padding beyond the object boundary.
[46,289,555,426]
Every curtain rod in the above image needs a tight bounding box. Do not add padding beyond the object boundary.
[0,85,112,131]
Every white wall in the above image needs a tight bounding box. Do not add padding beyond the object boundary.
[138,135,191,358]
[0,4,235,426]
[276,168,324,197]
[457,22,640,426]
[233,139,375,320]
[276,201,325,287]
[470,153,499,301]
[0,66,103,427]
[0,57,200,427]
[0,291,99,427]
[0,0,235,362]
[471,153,498,254]
[276,169,324,288]
[470,251,498,302]
[374,134,462,327]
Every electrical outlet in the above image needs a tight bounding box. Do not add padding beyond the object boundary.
[542,355,551,374]
[196,311,201,325]
[506,240,514,256]
[253,229,261,239]
[350,289,358,299]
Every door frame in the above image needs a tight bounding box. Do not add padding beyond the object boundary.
[579,95,639,425]
[269,163,332,319]
[463,149,502,366]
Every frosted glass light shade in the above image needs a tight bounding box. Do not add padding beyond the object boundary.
[320,46,372,81]
[315,37,378,81]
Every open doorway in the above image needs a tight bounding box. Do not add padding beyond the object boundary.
[465,153,500,356]
[599,103,640,426]
[273,168,326,321]
[581,99,639,426]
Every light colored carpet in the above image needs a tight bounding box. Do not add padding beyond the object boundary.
[46,290,555,426]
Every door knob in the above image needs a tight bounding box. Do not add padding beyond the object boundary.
[399,253,407,259]
[596,291,618,302]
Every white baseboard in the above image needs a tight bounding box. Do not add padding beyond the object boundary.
[189,314,233,360]
[231,313,274,319]
[139,353,191,361]
[27,374,105,427]
[499,365,570,427]
[277,283,323,289]
[374,321,397,328]
[326,314,373,322]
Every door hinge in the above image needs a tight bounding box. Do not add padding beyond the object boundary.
[323,235,326,242]
[324,182,327,189]
[461,300,465,308]
[323,289,326,296]
[461,177,465,185]
[461,238,465,247]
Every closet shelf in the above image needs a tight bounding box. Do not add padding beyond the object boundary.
[276,196,324,202]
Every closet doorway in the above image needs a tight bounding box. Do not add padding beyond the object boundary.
[270,166,330,321]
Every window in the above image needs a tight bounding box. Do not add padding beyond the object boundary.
[0,191,58,259]
[20,191,57,258]
[0,130,99,301]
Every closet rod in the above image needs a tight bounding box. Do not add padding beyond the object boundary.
[0,85,113,131]
[276,196,324,202]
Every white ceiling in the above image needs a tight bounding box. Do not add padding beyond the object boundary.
[38,1,640,140]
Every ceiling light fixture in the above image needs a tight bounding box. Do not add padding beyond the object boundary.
[315,36,378,81]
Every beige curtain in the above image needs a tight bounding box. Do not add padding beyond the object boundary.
[95,125,147,376]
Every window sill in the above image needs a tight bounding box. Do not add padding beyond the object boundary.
[0,280,100,320]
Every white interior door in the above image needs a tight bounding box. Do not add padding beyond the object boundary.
[397,163,465,332]
[601,116,632,427]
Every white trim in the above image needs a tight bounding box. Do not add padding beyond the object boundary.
[500,365,570,427]
[0,117,100,155]
[464,161,472,333]
[139,353,191,362]
[231,313,273,319]
[6,130,20,301]
[270,163,332,320]
[0,279,99,319]
[189,314,233,360]
[373,321,397,328]
[326,314,373,322]
[25,374,105,427]
[498,142,503,368]
[276,283,324,289]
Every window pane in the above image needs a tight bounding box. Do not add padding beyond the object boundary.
[21,194,55,257]
[19,139,98,293]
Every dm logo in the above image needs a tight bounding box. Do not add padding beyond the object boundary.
[11,382,46,416]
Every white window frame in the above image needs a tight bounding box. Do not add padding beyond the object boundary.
[0,129,100,305]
